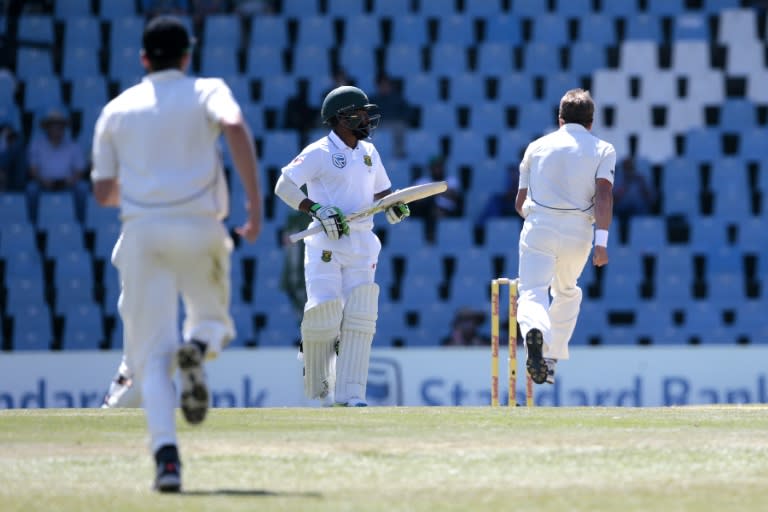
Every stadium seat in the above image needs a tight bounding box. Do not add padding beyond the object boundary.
[295,16,335,47]
[619,40,659,74]
[202,14,241,48]
[522,42,562,75]
[23,76,63,112]
[451,247,494,284]
[372,0,412,17]
[403,129,440,159]
[326,0,366,16]
[448,72,484,104]
[17,15,54,45]
[108,16,144,52]
[483,14,522,44]
[530,14,569,45]
[449,130,487,166]
[16,49,54,82]
[70,75,108,112]
[654,273,692,305]
[682,128,722,164]
[627,216,666,252]
[541,72,579,105]
[249,16,288,47]
[229,303,256,346]
[386,217,425,247]
[43,221,85,257]
[342,15,381,47]
[591,70,630,105]
[484,217,522,249]
[738,217,768,254]
[200,46,239,77]
[61,302,104,350]
[384,43,423,79]
[468,102,506,136]
[435,14,475,45]
[496,73,535,103]
[725,40,763,76]
[3,250,44,281]
[433,217,474,249]
[633,301,672,343]
[399,273,441,307]
[430,43,468,77]
[0,222,37,258]
[63,16,101,49]
[0,193,29,224]
[568,41,606,76]
[624,14,662,41]
[417,102,456,135]
[99,0,138,19]
[604,245,643,280]
[662,187,699,217]
[495,130,530,165]
[246,45,284,79]
[259,130,299,168]
[688,216,729,252]
[257,74,295,108]
[476,42,514,76]
[602,271,643,303]
[55,0,93,17]
[575,13,615,45]
[740,129,768,160]
[292,45,331,79]
[516,101,556,134]
[636,129,675,163]
[655,245,694,284]
[572,300,605,344]
[109,46,144,83]
[671,13,709,40]
[61,46,101,81]
[733,299,768,343]
[36,192,77,227]
[91,221,121,260]
[389,14,428,45]
[554,0,594,17]
[717,8,758,45]
[11,304,52,351]
[599,0,641,17]
[639,71,677,103]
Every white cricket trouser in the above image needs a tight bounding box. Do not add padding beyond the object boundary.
[303,231,381,309]
[112,214,234,451]
[517,211,593,360]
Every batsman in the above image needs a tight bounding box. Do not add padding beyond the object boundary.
[274,85,410,407]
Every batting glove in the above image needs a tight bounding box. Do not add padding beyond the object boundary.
[310,203,350,240]
[385,202,410,224]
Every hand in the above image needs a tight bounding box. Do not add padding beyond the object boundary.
[235,211,262,243]
[309,204,349,241]
[592,245,608,267]
[385,202,410,224]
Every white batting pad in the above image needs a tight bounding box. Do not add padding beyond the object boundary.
[336,284,379,404]
[300,299,343,399]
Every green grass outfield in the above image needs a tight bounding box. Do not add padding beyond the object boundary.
[1,407,767,512]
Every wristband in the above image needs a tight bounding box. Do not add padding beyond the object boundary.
[594,229,609,247]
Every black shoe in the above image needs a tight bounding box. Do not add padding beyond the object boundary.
[154,445,181,493]
[525,329,548,384]
[177,343,209,425]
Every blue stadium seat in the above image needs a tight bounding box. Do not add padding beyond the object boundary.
[725,40,762,76]
[671,13,709,40]
[468,102,506,136]
[61,47,101,81]
[703,0,740,13]
[249,16,288,47]
[541,72,579,105]
[0,222,37,257]
[60,302,103,350]
[376,301,409,346]
[653,273,691,305]
[338,44,376,85]
[625,14,662,40]
[717,7,757,45]
[16,49,54,82]
[108,16,144,52]
[452,246,494,283]
[386,217,425,247]
[343,15,381,47]
[497,73,535,103]
[662,188,699,216]
[646,0,686,16]
[99,0,138,19]
[462,0,503,17]
[403,129,440,159]
[476,42,514,76]
[200,46,239,76]
[390,15,429,45]
[449,130,487,166]
[435,14,475,45]
[516,101,556,134]
[484,217,522,247]
[91,221,121,260]
[740,129,768,160]
[246,45,284,79]
[63,16,101,49]
[70,75,108,111]
[260,130,299,169]
[568,41,607,76]
[706,271,744,310]
[733,299,768,343]
[655,245,694,283]
[627,216,665,252]
[599,0,640,17]
[292,45,331,79]
[399,273,440,307]
[591,69,630,105]
[633,301,672,343]
[229,303,256,346]
[483,14,522,44]
[55,0,93,17]
[602,326,639,346]
[602,271,643,303]
[18,15,54,44]
[637,129,675,164]
[495,130,530,165]
[327,0,366,15]
[554,0,594,16]
[404,73,439,104]
[372,0,411,16]
[37,192,77,227]
[671,41,713,79]
[417,0,455,17]
[522,42,562,75]
[11,304,52,351]
[417,102,456,135]
[433,217,474,249]
[109,46,144,83]
[573,300,605,344]
[530,14,569,45]
[604,245,643,279]
[295,16,335,47]
[689,216,729,253]
[43,221,85,257]
[258,74,295,108]
[449,72,483,104]
[385,43,423,78]
[719,99,757,128]
[202,14,241,48]
[513,0,551,17]
[576,14,615,45]
[240,102,265,134]
[0,193,29,224]
[738,217,768,254]
[683,128,722,164]
[282,0,319,16]
[23,76,62,112]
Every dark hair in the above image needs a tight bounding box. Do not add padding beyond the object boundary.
[558,88,594,127]
[142,16,193,71]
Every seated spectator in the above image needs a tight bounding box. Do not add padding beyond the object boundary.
[474,164,519,229]
[369,73,413,158]
[26,106,88,220]
[442,307,489,346]
[614,156,655,241]
[409,155,462,243]
[0,119,26,191]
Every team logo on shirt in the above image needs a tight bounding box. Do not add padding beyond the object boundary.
[363,155,372,167]
[332,153,346,168]
[321,250,332,262]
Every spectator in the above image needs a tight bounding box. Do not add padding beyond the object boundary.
[0,120,26,191]
[613,156,655,240]
[26,106,88,219]
[442,307,488,346]
[474,164,519,229]
[369,73,412,158]
[409,155,462,243]
[282,79,319,144]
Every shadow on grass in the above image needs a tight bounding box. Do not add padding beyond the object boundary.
[182,489,322,498]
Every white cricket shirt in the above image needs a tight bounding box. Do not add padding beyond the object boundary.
[281,130,391,250]
[519,123,616,219]
[91,69,241,221]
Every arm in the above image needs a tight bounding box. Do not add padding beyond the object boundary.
[221,114,262,242]
[93,178,120,206]
[592,178,613,267]
[515,188,527,218]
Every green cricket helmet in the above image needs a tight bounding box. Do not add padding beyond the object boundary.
[320,85,381,139]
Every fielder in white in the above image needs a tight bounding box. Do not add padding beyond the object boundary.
[275,85,410,407]
[515,88,615,385]
[91,16,262,492]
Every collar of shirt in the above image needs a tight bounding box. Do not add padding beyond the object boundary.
[560,123,589,134]
[142,69,186,83]
[328,130,358,152]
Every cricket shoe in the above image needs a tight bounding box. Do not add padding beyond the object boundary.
[101,374,132,408]
[335,398,368,407]
[177,343,209,425]
[525,328,548,384]
[153,445,181,493]
[544,358,557,385]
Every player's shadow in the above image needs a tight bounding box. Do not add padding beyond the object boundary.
[183,489,322,498]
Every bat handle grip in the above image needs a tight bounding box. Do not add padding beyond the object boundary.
[289,224,323,243]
